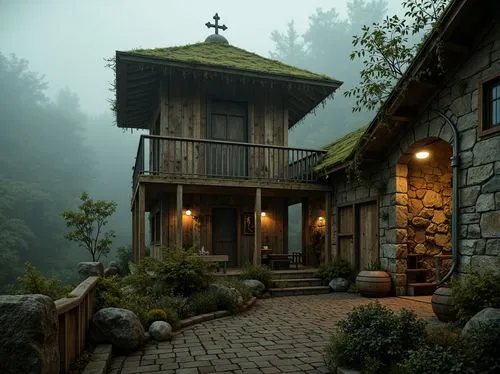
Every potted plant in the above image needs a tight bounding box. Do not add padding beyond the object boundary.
[356,260,391,298]
[431,285,457,322]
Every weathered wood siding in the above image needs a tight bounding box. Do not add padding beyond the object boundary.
[156,192,287,266]
[155,75,288,177]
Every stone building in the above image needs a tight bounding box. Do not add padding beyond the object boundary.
[318,0,500,295]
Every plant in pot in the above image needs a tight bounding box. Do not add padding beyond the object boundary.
[356,260,392,298]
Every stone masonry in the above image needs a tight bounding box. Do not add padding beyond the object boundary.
[331,15,500,295]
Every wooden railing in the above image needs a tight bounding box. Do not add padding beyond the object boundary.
[55,276,100,373]
[132,135,326,191]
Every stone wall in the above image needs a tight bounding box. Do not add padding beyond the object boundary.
[330,16,500,295]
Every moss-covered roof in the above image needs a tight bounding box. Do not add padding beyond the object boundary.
[127,42,334,82]
[315,125,368,172]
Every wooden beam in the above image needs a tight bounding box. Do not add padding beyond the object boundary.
[387,115,411,122]
[441,41,469,54]
[176,184,183,249]
[128,77,159,89]
[254,188,262,265]
[138,183,146,262]
[132,199,137,263]
[325,191,332,263]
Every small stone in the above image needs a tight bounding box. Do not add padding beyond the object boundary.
[243,279,266,296]
[476,193,495,212]
[435,233,451,247]
[459,239,486,256]
[415,230,426,243]
[409,199,424,214]
[396,176,408,193]
[411,178,426,189]
[460,186,481,208]
[419,208,434,219]
[328,278,349,292]
[432,210,447,224]
[422,190,443,208]
[473,136,500,166]
[408,190,416,198]
[468,224,481,238]
[148,321,172,341]
[412,217,430,227]
[486,239,500,255]
[467,164,494,185]
[395,205,408,228]
[414,244,426,254]
[480,211,500,238]
[426,223,438,234]
[416,189,426,199]
[77,262,104,280]
[437,224,449,234]
[395,193,408,206]
[396,229,408,243]
[483,175,500,193]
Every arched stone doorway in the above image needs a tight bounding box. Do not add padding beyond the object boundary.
[395,137,453,295]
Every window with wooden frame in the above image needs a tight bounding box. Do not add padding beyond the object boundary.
[479,75,500,136]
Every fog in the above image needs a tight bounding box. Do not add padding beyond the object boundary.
[0,0,404,287]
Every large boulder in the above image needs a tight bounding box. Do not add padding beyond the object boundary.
[0,294,59,374]
[149,321,172,341]
[77,262,104,280]
[90,308,145,352]
[243,279,265,297]
[329,278,349,292]
[462,307,500,337]
[209,284,244,308]
[104,261,120,277]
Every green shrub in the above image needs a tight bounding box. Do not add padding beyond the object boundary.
[316,258,353,284]
[239,264,272,289]
[115,245,133,276]
[120,257,162,295]
[451,268,500,325]
[156,248,212,296]
[185,290,219,316]
[144,308,168,328]
[121,292,182,329]
[401,344,457,374]
[95,275,123,309]
[15,262,73,300]
[216,279,252,302]
[347,283,359,294]
[424,325,461,347]
[323,302,426,373]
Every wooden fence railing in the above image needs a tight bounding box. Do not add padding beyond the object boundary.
[55,276,100,373]
[132,135,326,191]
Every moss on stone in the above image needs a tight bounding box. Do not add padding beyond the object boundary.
[128,43,334,81]
[315,125,368,172]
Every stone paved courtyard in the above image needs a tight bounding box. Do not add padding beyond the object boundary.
[108,293,436,374]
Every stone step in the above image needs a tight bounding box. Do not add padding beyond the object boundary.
[269,270,318,280]
[407,282,436,296]
[269,286,331,297]
[272,278,324,288]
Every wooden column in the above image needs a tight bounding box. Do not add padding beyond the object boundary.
[283,198,289,253]
[253,188,262,265]
[325,191,332,263]
[131,199,137,263]
[176,184,183,249]
[138,183,145,262]
[301,198,309,265]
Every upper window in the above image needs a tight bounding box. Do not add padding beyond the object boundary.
[479,76,500,136]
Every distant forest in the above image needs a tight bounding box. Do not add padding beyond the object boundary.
[0,0,389,288]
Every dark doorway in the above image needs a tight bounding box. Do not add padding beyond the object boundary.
[212,208,237,266]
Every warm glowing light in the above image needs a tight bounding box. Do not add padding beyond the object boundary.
[185,209,192,216]
[415,151,430,159]
[318,216,325,221]
[261,212,266,217]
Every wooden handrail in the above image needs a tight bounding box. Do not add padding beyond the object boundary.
[55,276,100,373]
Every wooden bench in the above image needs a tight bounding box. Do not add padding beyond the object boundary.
[195,255,229,273]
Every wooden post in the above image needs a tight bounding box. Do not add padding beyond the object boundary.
[301,198,309,265]
[254,188,262,265]
[138,183,145,262]
[176,184,183,249]
[131,199,137,263]
[325,191,332,263]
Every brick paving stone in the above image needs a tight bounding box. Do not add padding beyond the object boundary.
[109,294,436,373]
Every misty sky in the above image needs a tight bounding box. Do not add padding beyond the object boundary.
[0,0,401,116]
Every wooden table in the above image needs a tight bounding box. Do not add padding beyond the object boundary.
[195,254,229,273]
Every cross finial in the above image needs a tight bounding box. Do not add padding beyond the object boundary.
[205,13,228,35]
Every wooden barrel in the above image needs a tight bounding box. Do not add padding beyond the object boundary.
[356,271,392,297]
[431,287,457,322]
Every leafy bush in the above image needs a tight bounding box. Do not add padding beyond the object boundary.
[144,308,168,328]
[239,264,272,289]
[451,268,500,325]
[115,245,133,276]
[185,290,219,316]
[95,275,123,310]
[402,322,500,374]
[122,292,181,329]
[15,262,73,300]
[156,248,212,296]
[324,302,425,373]
[316,258,353,284]
[424,325,461,347]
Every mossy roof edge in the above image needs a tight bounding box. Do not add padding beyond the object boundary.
[315,125,368,172]
[123,42,337,83]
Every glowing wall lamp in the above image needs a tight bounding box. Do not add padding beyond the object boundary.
[185,209,192,216]
[261,212,266,217]
[318,216,325,222]
[415,151,430,159]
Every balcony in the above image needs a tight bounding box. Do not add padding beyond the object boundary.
[132,135,327,191]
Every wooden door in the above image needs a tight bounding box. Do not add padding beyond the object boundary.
[212,208,237,266]
[357,201,378,271]
[208,100,248,177]
[337,206,355,267]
